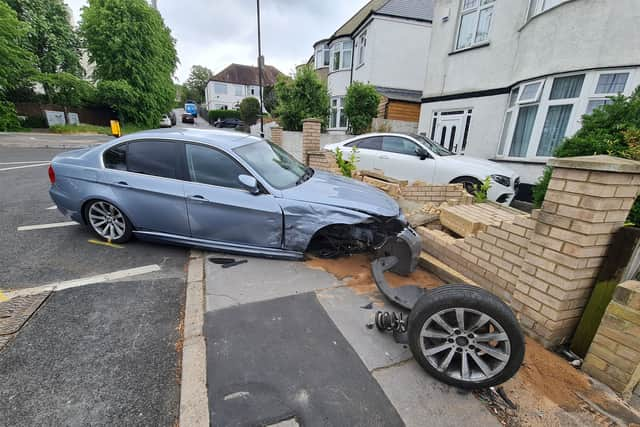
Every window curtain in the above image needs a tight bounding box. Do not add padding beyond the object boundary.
[537,105,572,156]
[497,111,512,155]
[509,105,538,157]
[550,75,584,99]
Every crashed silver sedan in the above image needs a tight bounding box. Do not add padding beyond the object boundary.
[48,129,420,269]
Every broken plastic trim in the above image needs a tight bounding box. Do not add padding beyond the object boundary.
[371,256,426,311]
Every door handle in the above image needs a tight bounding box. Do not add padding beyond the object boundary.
[114,181,129,187]
[190,194,206,200]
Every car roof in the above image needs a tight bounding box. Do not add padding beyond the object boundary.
[116,128,260,150]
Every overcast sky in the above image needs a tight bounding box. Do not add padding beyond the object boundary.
[65,0,366,83]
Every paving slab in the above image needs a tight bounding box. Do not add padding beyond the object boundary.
[373,359,501,427]
[316,286,412,371]
[205,252,339,311]
[0,279,184,426]
[205,292,403,427]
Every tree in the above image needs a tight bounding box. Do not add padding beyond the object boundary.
[7,0,82,77]
[184,65,212,103]
[532,87,640,224]
[344,82,380,135]
[81,0,177,126]
[239,97,260,126]
[274,65,330,131]
[263,85,277,114]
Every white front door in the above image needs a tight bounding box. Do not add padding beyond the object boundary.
[434,113,466,154]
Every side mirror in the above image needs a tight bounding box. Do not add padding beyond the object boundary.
[416,148,429,160]
[238,174,260,194]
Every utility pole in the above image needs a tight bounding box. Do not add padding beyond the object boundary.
[256,0,264,138]
[151,0,158,10]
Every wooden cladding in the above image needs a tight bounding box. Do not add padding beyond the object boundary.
[377,96,420,122]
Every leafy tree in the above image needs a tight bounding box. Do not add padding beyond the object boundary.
[532,87,640,224]
[81,0,178,126]
[344,82,380,135]
[184,65,212,103]
[39,72,95,107]
[0,101,21,131]
[239,97,260,126]
[274,65,330,131]
[7,0,82,76]
[263,85,277,114]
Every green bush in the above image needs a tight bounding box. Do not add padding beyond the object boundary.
[0,101,21,131]
[335,147,358,177]
[208,109,240,122]
[239,97,260,126]
[473,177,492,203]
[20,115,47,129]
[274,66,330,131]
[344,82,380,135]
[532,87,640,225]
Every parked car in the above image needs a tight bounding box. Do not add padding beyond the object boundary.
[215,118,244,128]
[169,111,177,126]
[182,113,195,124]
[47,129,417,260]
[159,114,172,128]
[325,133,520,205]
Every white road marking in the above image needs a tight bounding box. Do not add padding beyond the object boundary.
[17,221,78,231]
[0,161,52,165]
[0,162,50,172]
[3,264,162,299]
[46,205,57,210]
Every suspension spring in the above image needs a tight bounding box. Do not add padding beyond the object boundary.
[375,311,407,333]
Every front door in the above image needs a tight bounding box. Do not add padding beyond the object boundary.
[434,113,466,154]
[182,143,282,248]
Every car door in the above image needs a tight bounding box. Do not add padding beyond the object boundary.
[102,139,190,236]
[342,136,381,171]
[376,135,436,183]
[182,143,283,248]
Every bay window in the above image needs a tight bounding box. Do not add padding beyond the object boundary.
[585,72,629,115]
[527,0,570,20]
[315,44,330,69]
[330,97,346,129]
[509,105,538,157]
[330,40,353,72]
[456,0,495,50]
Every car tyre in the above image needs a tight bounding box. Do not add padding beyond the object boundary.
[84,200,133,244]
[451,176,482,196]
[408,284,525,390]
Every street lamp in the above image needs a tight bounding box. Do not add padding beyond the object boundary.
[256,0,264,137]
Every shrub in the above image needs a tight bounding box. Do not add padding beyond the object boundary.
[239,97,261,126]
[335,147,358,178]
[532,87,640,224]
[473,176,491,203]
[0,101,21,131]
[274,66,330,131]
[344,82,380,135]
[208,109,240,123]
[20,115,47,129]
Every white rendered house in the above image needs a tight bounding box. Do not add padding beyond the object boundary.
[205,63,283,111]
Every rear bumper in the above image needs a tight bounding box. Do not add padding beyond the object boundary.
[49,187,84,224]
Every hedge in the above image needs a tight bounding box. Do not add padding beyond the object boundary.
[208,109,241,122]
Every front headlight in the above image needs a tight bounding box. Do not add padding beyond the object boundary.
[491,174,511,187]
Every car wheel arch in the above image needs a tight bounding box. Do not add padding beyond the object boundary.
[80,197,136,229]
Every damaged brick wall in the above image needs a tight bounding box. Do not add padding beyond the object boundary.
[583,280,640,400]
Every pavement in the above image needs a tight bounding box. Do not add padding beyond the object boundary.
[204,253,501,427]
[0,144,188,425]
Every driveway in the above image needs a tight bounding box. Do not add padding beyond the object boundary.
[0,145,188,425]
[204,252,500,426]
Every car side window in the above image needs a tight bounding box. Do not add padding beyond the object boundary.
[127,140,179,179]
[356,137,382,150]
[185,144,248,189]
[104,144,127,170]
[382,136,418,156]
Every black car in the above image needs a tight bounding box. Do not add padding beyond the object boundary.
[182,113,195,124]
[215,118,244,128]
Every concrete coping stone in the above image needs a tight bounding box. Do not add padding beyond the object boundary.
[302,118,322,123]
[548,155,640,173]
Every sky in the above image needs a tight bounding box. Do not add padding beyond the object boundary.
[65,0,366,83]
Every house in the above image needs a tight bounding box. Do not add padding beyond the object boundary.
[417,0,640,196]
[204,63,283,111]
[310,0,434,132]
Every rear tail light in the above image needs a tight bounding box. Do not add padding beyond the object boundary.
[48,165,55,184]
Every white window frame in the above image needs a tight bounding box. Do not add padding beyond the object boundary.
[527,0,569,20]
[315,44,329,69]
[517,80,545,104]
[357,31,367,66]
[214,82,227,95]
[234,85,244,97]
[593,72,630,96]
[585,70,631,115]
[329,96,346,129]
[329,40,353,72]
[455,0,496,51]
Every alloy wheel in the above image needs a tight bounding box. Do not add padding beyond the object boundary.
[88,201,126,241]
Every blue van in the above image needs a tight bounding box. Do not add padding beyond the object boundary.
[184,102,197,117]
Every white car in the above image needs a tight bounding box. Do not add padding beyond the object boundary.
[159,114,172,128]
[325,133,520,205]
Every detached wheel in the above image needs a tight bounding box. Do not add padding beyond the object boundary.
[408,284,524,389]
[84,200,133,243]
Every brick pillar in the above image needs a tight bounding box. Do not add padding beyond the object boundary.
[302,118,321,165]
[583,280,640,399]
[513,155,640,347]
[270,126,283,146]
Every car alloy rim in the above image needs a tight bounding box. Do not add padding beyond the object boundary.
[88,201,126,241]
[419,308,511,382]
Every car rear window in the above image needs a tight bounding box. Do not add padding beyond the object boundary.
[104,144,127,170]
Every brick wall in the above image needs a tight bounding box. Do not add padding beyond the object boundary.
[583,280,640,399]
[270,126,283,146]
[307,151,340,174]
[302,118,321,163]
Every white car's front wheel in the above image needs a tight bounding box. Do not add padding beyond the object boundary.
[451,177,481,195]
